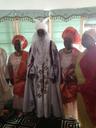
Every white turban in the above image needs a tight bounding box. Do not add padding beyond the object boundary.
[36,21,48,32]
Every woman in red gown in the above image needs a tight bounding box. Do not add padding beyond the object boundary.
[59,27,80,120]
[7,35,28,115]
[75,29,96,128]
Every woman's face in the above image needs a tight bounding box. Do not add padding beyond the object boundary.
[14,41,21,52]
[64,38,73,50]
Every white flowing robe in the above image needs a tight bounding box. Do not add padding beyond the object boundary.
[23,33,63,118]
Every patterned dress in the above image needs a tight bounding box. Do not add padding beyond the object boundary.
[59,48,79,104]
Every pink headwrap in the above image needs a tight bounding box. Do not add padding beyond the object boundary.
[62,27,81,44]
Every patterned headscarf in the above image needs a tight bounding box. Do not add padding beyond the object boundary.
[82,29,96,47]
[12,35,28,49]
[62,27,81,44]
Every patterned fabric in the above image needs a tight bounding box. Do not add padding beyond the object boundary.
[0,113,80,128]
[0,113,38,128]
[59,48,79,103]
[61,118,80,128]
[23,32,63,118]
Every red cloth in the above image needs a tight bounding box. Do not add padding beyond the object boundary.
[13,81,25,97]
[80,46,96,125]
[62,27,81,43]
[61,84,78,104]
[12,35,28,49]
[9,51,28,97]
[60,48,79,104]
[61,60,78,103]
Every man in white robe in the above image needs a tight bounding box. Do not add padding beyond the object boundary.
[23,21,63,118]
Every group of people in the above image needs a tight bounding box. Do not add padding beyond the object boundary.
[0,20,96,128]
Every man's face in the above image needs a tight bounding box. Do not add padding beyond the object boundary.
[37,29,46,37]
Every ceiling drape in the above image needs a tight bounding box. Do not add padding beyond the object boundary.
[0,7,96,22]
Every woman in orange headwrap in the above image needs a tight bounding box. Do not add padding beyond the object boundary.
[59,27,80,120]
[7,35,28,115]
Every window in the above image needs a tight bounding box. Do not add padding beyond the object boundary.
[52,18,81,50]
[84,18,96,32]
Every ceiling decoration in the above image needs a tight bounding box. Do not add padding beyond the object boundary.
[0,7,96,22]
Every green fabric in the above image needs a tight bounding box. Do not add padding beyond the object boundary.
[0,7,96,19]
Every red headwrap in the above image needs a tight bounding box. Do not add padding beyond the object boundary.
[62,27,81,44]
[12,35,28,49]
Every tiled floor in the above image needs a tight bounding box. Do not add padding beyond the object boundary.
[0,113,80,128]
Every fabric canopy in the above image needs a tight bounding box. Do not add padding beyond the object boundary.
[0,7,96,22]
